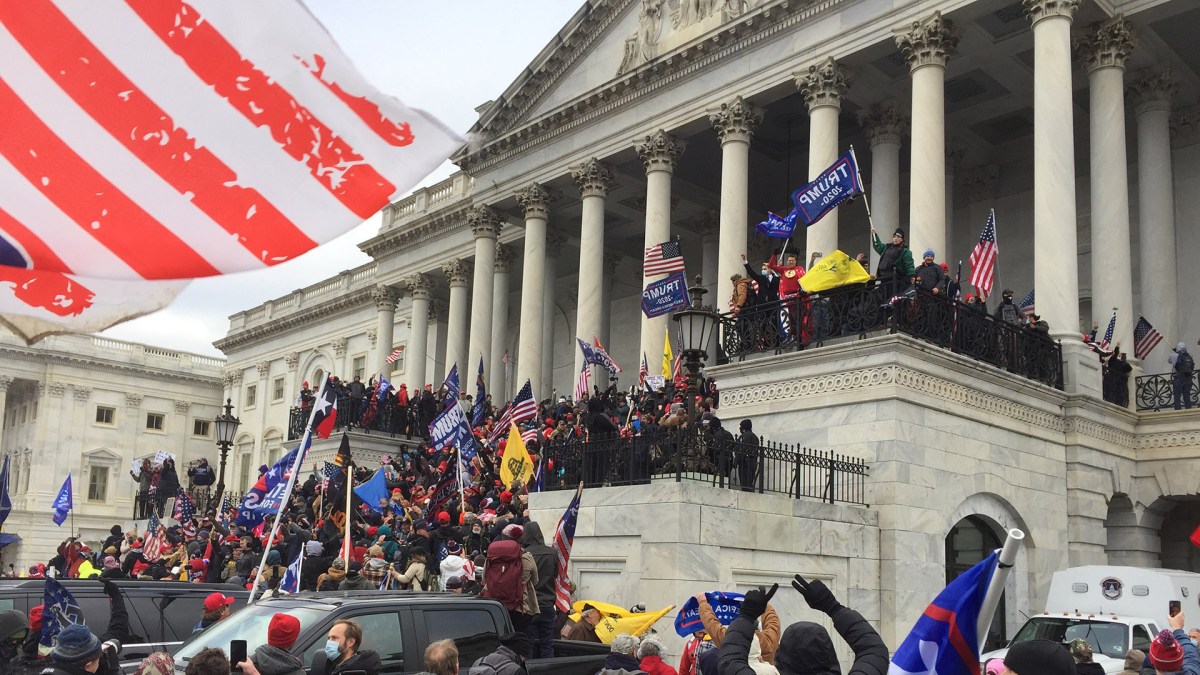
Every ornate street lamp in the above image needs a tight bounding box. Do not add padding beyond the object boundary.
[672,275,720,425]
[212,398,240,515]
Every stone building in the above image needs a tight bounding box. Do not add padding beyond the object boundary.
[216,0,1200,662]
[0,329,224,568]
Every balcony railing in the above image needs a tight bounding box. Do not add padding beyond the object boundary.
[289,395,419,441]
[719,285,1064,390]
[1135,371,1199,412]
[537,427,869,506]
[133,488,242,520]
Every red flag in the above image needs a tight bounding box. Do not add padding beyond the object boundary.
[1191,524,1200,549]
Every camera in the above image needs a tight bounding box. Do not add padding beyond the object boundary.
[101,638,122,655]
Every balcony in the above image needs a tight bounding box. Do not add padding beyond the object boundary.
[288,395,416,441]
[1135,371,1199,412]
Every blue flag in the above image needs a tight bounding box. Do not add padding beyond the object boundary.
[754,209,800,239]
[0,455,11,527]
[352,467,390,514]
[41,577,83,647]
[51,474,72,526]
[237,436,310,527]
[888,551,999,675]
[429,402,479,464]
[577,338,599,366]
[278,549,303,594]
[641,272,689,318]
[791,150,863,227]
[674,591,744,637]
[472,356,487,427]
[442,363,461,408]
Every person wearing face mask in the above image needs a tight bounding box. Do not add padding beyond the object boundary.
[311,620,381,675]
[0,609,39,675]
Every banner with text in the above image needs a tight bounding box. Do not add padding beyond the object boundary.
[791,150,863,227]
[428,402,479,462]
[754,209,800,239]
[641,272,688,318]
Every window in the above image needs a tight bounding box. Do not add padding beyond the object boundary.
[1132,624,1153,652]
[272,377,285,402]
[352,356,366,379]
[31,401,36,420]
[246,384,257,408]
[18,406,25,425]
[95,406,115,425]
[146,413,165,431]
[237,453,251,492]
[87,468,108,502]
[422,609,500,668]
[193,419,211,437]
[300,612,403,670]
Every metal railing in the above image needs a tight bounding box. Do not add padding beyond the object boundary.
[133,489,241,520]
[720,285,1064,390]
[288,395,421,441]
[537,427,869,506]
[1135,371,1199,411]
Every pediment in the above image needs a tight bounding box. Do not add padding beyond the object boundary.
[84,447,123,465]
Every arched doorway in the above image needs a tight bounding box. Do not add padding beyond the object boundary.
[947,515,1007,651]
[1159,498,1200,572]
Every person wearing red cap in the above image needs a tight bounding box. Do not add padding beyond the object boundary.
[192,593,235,635]
[236,613,305,675]
[1145,609,1198,675]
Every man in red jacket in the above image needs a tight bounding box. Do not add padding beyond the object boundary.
[767,251,806,343]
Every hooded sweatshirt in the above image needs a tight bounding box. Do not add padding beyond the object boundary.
[440,553,469,589]
[252,644,306,675]
[722,604,887,675]
[1117,648,1145,675]
[519,522,558,607]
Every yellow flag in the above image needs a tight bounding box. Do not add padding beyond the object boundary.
[500,423,534,489]
[567,600,676,643]
[799,249,871,293]
[662,328,673,378]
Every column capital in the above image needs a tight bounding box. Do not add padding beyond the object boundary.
[1129,68,1177,115]
[516,182,553,220]
[960,164,1000,201]
[125,392,143,408]
[896,11,959,71]
[442,258,473,288]
[333,338,348,357]
[570,158,617,198]
[1023,0,1079,26]
[73,386,92,402]
[635,130,686,174]
[1074,16,1135,73]
[796,57,851,112]
[403,272,433,300]
[0,375,12,392]
[427,299,448,324]
[545,230,568,254]
[46,381,66,398]
[859,100,907,146]
[468,205,503,239]
[285,352,300,369]
[495,243,516,273]
[709,96,763,145]
[174,400,191,414]
[372,284,400,311]
[255,361,270,377]
[366,327,378,347]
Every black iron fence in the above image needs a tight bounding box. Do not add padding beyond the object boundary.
[133,488,242,520]
[288,395,419,441]
[720,285,1064,389]
[537,427,869,506]
[1135,371,1199,411]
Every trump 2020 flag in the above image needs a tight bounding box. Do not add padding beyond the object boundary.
[0,1,460,343]
[791,150,863,227]
[41,577,84,647]
[51,474,72,526]
[237,436,310,527]
[755,209,800,239]
[888,551,999,675]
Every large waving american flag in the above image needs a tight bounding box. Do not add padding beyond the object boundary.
[552,483,583,613]
[487,379,537,446]
[0,1,459,342]
[967,210,998,298]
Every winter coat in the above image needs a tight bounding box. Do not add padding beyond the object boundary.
[519,523,558,608]
[1075,662,1105,675]
[640,654,678,675]
[312,648,382,675]
[468,645,527,675]
[598,651,647,674]
[315,566,346,591]
[731,278,755,311]
[517,549,539,617]
[339,572,372,591]
[698,597,779,664]
[871,234,915,280]
[566,620,601,643]
[1117,648,1145,675]
[392,561,427,590]
[440,554,470,589]
[754,604,888,675]
[252,644,306,675]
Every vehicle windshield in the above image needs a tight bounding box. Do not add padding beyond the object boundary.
[171,604,326,668]
[1012,618,1127,659]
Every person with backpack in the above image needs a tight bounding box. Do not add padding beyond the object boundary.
[389,549,431,590]
[316,558,347,592]
[1170,342,1195,410]
[519,523,559,659]
[482,524,539,657]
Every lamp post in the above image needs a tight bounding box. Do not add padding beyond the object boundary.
[212,398,240,516]
[672,275,720,425]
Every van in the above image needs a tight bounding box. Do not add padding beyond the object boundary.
[982,566,1200,674]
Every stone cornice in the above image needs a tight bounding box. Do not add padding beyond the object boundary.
[360,204,473,261]
[213,286,375,352]
[0,345,222,389]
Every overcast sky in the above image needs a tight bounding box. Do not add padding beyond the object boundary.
[99,1,584,356]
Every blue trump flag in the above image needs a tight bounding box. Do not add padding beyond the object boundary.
[888,551,999,675]
[237,436,311,527]
[754,209,800,239]
[42,577,84,646]
[791,150,864,227]
[353,467,390,514]
[51,474,72,526]
[674,591,744,637]
[429,402,479,463]
[641,272,689,318]
[442,363,461,407]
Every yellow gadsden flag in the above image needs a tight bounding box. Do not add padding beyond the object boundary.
[662,328,673,378]
[569,600,675,644]
[800,249,871,293]
[500,423,534,489]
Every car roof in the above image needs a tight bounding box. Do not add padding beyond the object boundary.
[251,590,497,611]
[0,579,250,593]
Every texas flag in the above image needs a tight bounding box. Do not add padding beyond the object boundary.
[311,377,338,439]
[888,551,999,675]
[0,1,460,342]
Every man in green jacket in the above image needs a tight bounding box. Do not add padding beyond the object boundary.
[871,227,915,299]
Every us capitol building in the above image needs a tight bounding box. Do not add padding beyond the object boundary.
[6,0,1200,660]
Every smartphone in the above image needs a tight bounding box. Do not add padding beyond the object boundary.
[230,639,247,673]
[1170,600,1182,617]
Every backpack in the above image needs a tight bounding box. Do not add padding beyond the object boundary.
[480,540,524,610]
[1176,351,1195,374]
[317,574,340,592]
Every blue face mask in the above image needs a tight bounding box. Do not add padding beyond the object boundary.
[324,640,341,660]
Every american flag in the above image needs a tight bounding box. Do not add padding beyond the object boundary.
[552,484,583,613]
[643,240,685,277]
[639,352,649,389]
[488,379,537,445]
[385,346,404,364]
[574,363,590,401]
[0,1,459,341]
[1134,316,1163,360]
[1018,289,1035,317]
[521,425,540,446]
[1099,309,1117,350]
[143,522,167,562]
[321,461,341,492]
[173,488,196,535]
[146,507,160,534]
[968,210,998,298]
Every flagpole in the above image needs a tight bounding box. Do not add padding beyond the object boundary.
[990,209,1002,299]
[343,460,354,562]
[975,528,1025,652]
[848,145,876,232]
[247,379,327,604]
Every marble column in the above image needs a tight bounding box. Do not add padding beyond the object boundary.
[635,130,685,367]
[797,58,850,262]
[945,139,965,260]
[698,214,719,303]
[710,96,763,308]
[1077,17,1136,350]
[960,164,1000,278]
[516,182,552,396]
[571,158,616,381]
[542,230,566,398]
[442,258,472,381]
[599,251,621,350]
[1026,0,1081,338]
[468,206,502,379]
[896,11,958,262]
[491,243,515,401]
[0,375,11,451]
[372,285,400,376]
[1129,69,1179,341]
[860,101,906,272]
[403,273,432,390]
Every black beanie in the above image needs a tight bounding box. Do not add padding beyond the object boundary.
[1005,639,1074,675]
